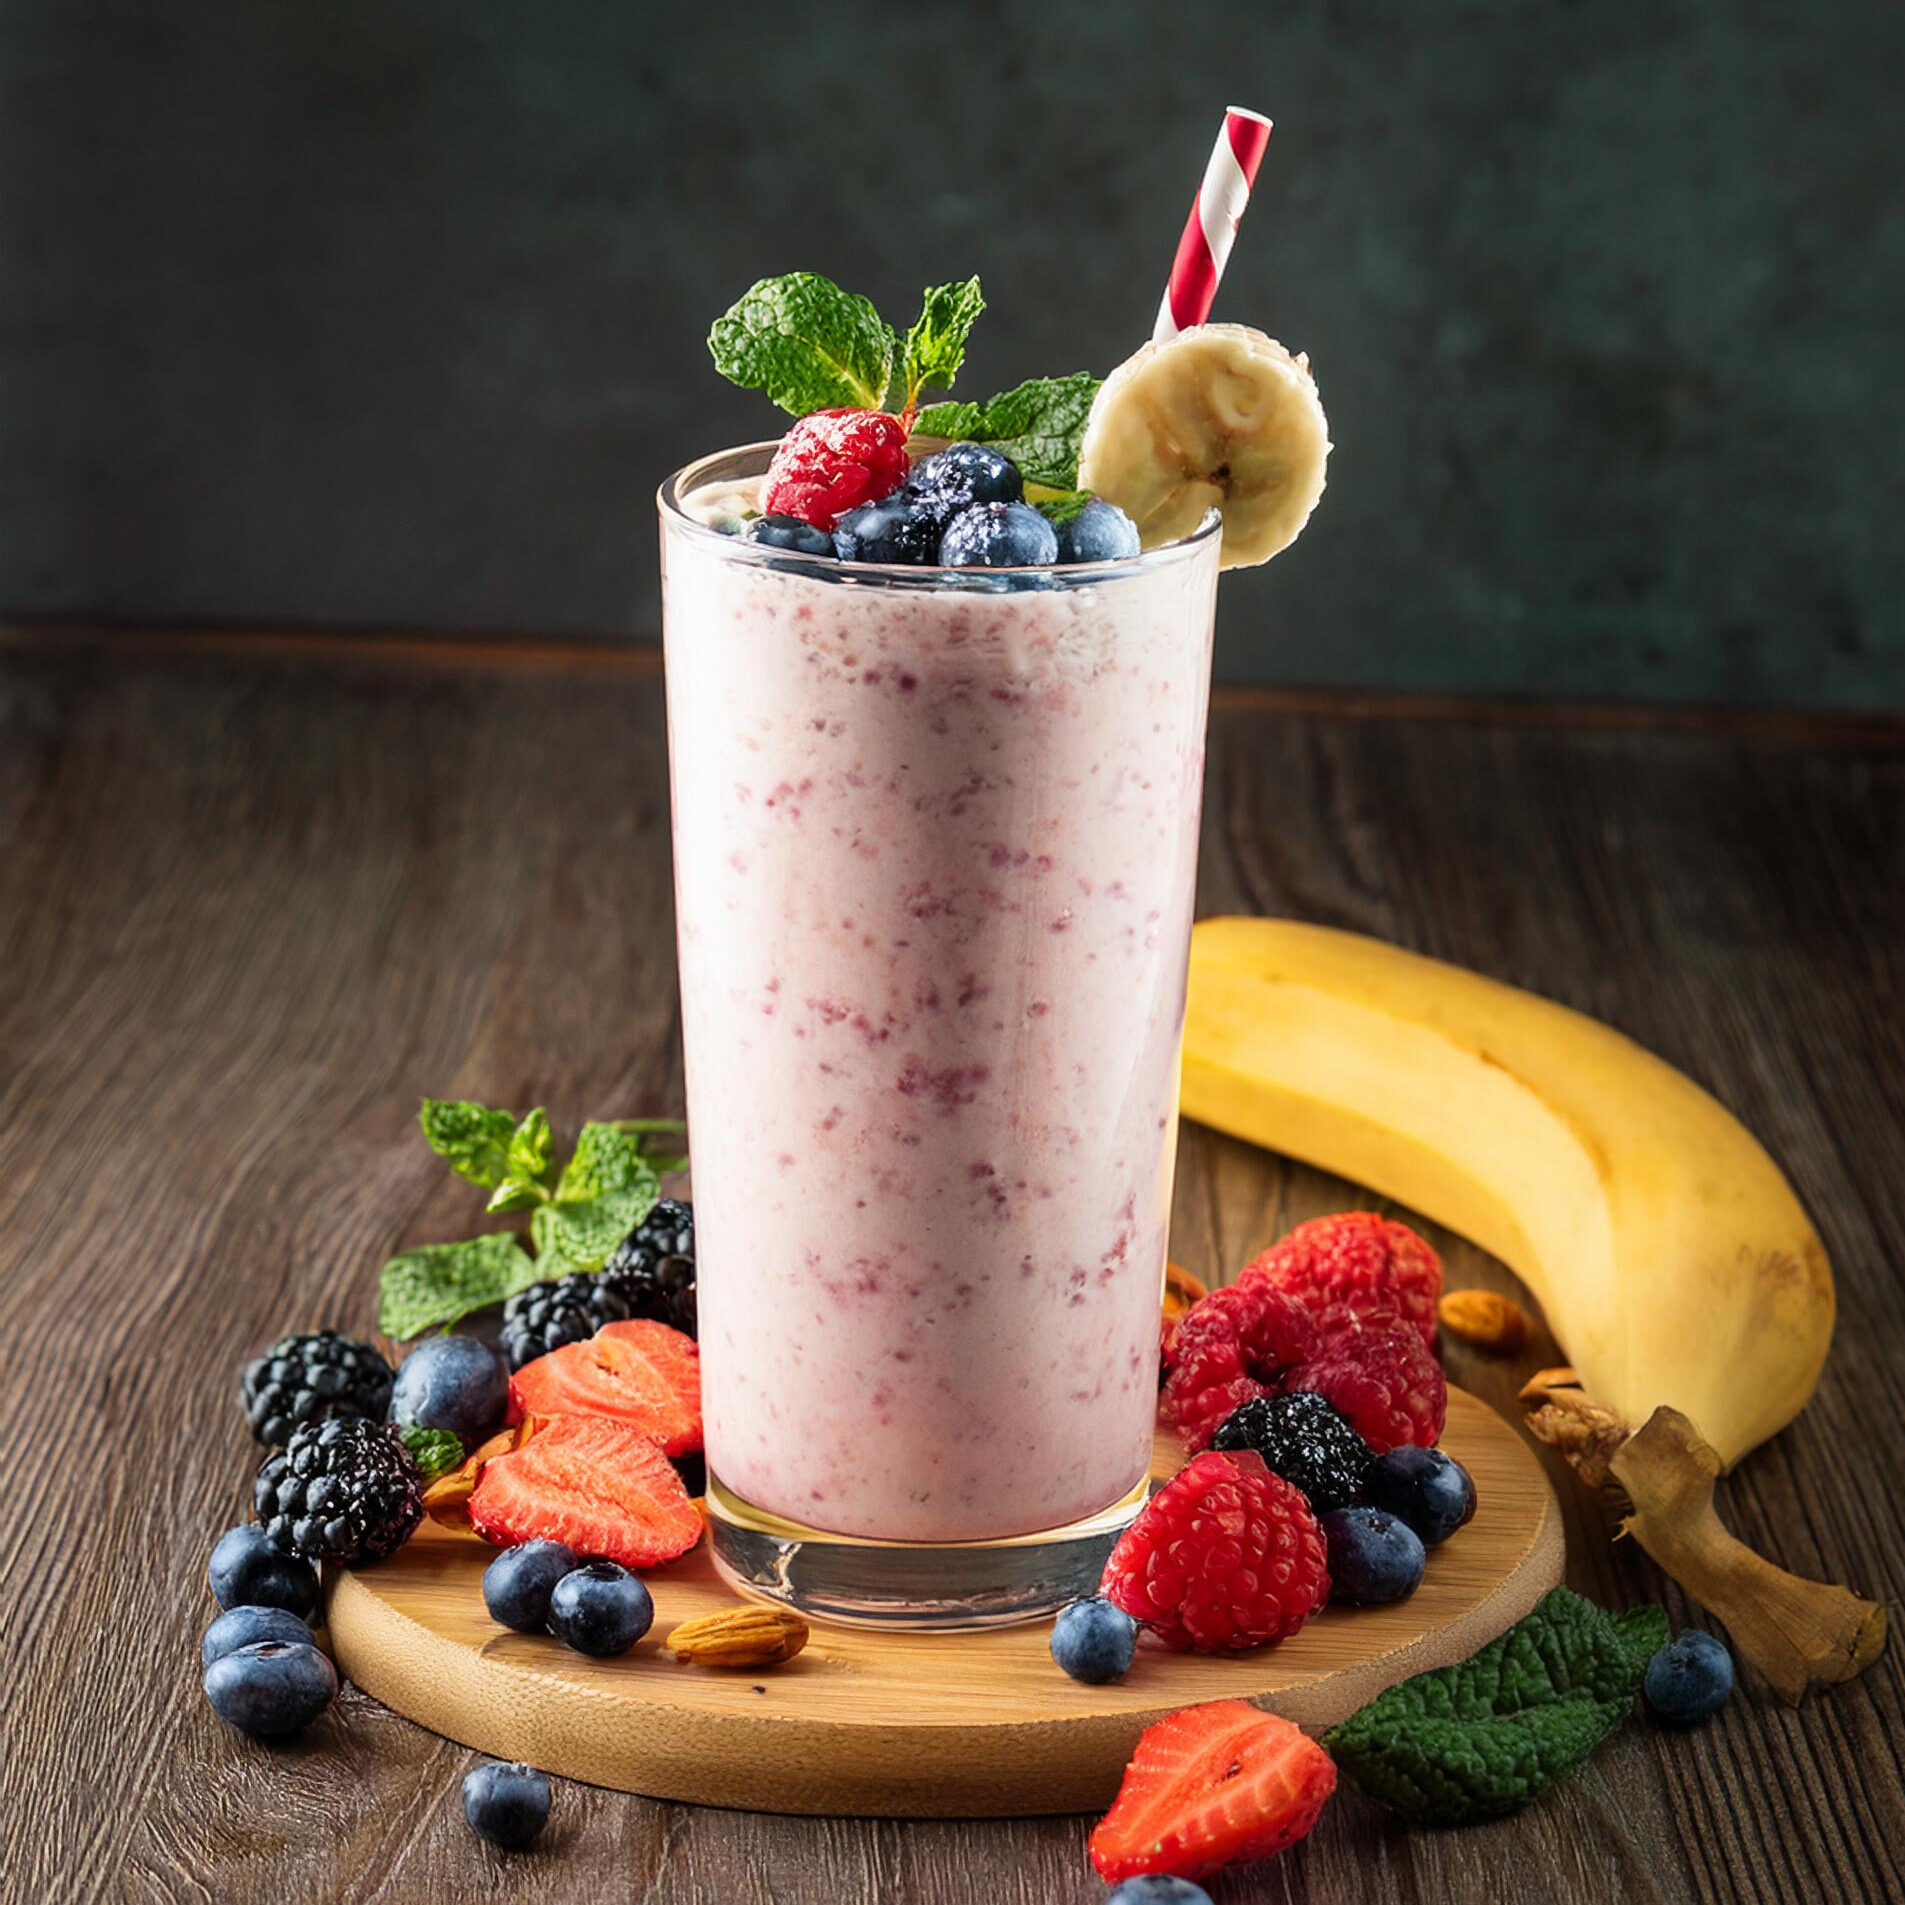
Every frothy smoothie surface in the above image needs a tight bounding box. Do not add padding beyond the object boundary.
[664,492,1219,1541]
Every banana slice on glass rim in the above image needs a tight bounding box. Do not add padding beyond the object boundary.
[1077,323,1331,569]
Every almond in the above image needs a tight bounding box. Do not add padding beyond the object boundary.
[1439,1288,1531,1354]
[666,1605,810,1669]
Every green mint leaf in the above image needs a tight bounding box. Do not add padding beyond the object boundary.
[899,276,984,409]
[1324,1589,1668,1826]
[613,1118,689,1175]
[916,372,1100,489]
[532,1183,656,1276]
[530,1121,662,1274]
[485,1176,549,1214]
[378,1232,538,1340]
[506,1107,556,1186]
[398,1426,466,1483]
[709,273,896,417]
[1033,488,1096,526]
[555,1121,661,1202]
[418,1100,518,1189]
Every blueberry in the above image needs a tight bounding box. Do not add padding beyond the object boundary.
[1363,1446,1477,1548]
[483,1539,580,1634]
[1106,1880,1214,1905]
[832,494,940,564]
[905,442,1024,520]
[389,1334,508,1444]
[1049,1596,1139,1684]
[1644,1630,1734,1725]
[939,502,1059,569]
[203,1639,337,1737]
[462,1759,552,1850]
[547,1561,654,1657]
[746,514,833,556]
[1056,499,1141,563]
[208,1524,319,1617]
[202,1604,313,1666]
[1319,1506,1426,1605]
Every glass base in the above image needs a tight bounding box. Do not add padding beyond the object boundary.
[705,1472,1150,1631]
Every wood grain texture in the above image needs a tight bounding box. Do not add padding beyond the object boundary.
[326,1398,1560,1816]
[2,628,1901,1902]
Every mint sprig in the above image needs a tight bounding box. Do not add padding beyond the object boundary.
[379,1100,685,1339]
[708,272,988,421]
[916,373,1101,489]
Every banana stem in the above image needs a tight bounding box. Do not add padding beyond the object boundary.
[1526,1379,1888,1703]
[1608,1408,1886,1705]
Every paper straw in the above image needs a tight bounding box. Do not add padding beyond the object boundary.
[1153,106,1273,340]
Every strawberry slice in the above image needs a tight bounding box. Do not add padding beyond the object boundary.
[508,1319,701,1456]
[1089,1700,1336,1884]
[469,1415,702,1570]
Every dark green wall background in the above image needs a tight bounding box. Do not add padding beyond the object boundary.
[4,1,1901,705]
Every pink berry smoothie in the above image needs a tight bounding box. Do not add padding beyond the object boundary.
[661,450,1220,1543]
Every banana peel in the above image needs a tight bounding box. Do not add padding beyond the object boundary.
[1182,917,1885,1700]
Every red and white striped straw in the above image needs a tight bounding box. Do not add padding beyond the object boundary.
[1153,106,1274,340]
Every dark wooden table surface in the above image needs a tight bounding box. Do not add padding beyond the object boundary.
[4,628,1901,1904]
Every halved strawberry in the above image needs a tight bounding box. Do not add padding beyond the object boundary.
[1089,1700,1336,1884]
[508,1319,701,1455]
[469,1415,703,1570]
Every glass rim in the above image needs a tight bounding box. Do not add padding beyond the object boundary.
[657,440,1222,589]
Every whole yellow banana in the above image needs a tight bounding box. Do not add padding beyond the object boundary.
[1182,919,1883,1700]
[1182,918,1832,1465]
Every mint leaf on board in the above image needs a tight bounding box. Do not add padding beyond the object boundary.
[378,1232,539,1340]
[898,276,984,409]
[398,1426,466,1483]
[1324,1588,1668,1826]
[709,273,896,416]
[418,1100,517,1189]
[916,372,1101,489]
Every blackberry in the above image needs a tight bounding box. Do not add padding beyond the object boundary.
[1211,1392,1373,1512]
[240,1330,395,1446]
[498,1273,630,1371]
[599,1199,697,1336]
[253,1417,424,1566]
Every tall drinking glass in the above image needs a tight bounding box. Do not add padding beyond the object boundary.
[660,445,1221,1627]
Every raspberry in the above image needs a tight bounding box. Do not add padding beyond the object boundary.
[1160,1280,1315,1453]
[1243,1211,1443,1349]
[761,408,910,529]
[1101,1450,1330,1653]
[1289,1318,1446,1452]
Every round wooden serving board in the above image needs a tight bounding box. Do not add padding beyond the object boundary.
[327,1387,1562,1817]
